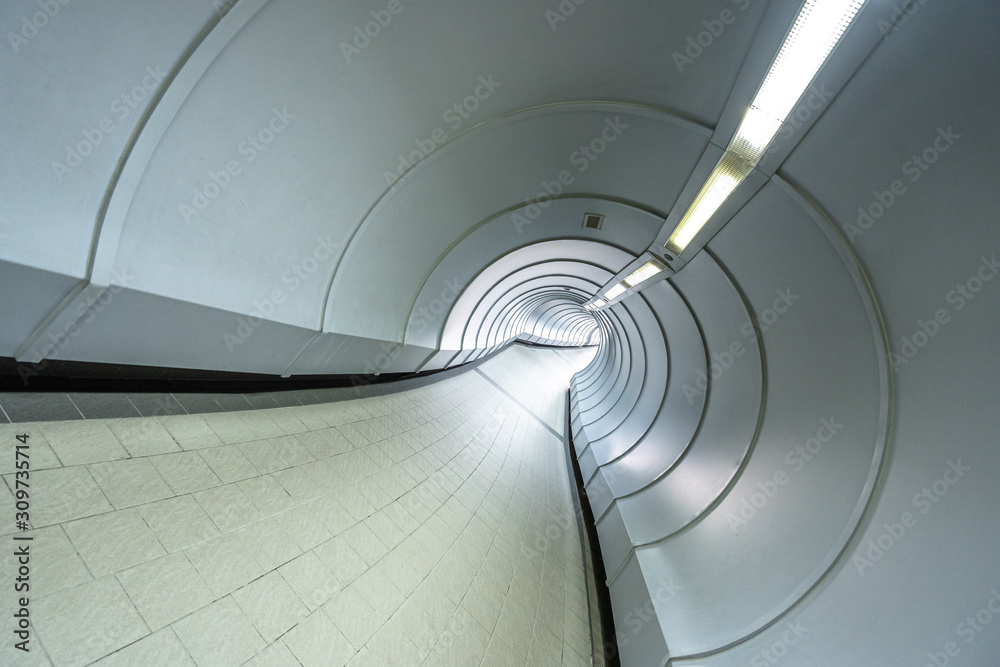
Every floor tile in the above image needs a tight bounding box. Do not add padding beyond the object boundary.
[67,393,142,419]
[242,640,300,667]
[264,407,308,435]
[171,394,226,415]
[128,394,187,417]
[242,394,281,410]
[40,420,127,465]
[106,417,180,456]
[0,424,61,473]
[160,415,223,450]
[199,444,259,483]
[314,535,369,587]
[12,466,112,527]
[233,571,309,642]
[353,566,406,619]
[367,618,425,667]
[88,458,173,508]
[117,552,214,630]
[214,394,255,412]
[239,410,285,439]
[272,466,321,503]
[238,441,288,474]
[239,474,295,515]
[323,586,384,650]
[0,525,91,599]
[279,551,339,611]
[33,576,148,667]
[93,628,195,667]
[194,483,261,532]
[281,501,332,551]
[345,647,381,667]
[150,451,222,496]
[137,494,220,553]
[64,508,165,576]
[282,609,356,667]
[0,392,82,422]
[183,533,262,597]
[173,596,264,667]
[236,517,302,572]
[203,412,256,445]
[270,435,315,467]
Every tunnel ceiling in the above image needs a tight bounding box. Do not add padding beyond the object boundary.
[3,0,758,375]
[4,2,1000,666]
[3,0,995,380]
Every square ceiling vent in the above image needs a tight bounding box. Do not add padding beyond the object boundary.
[583,213,604,230]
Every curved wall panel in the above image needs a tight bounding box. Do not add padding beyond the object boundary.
[6,2,1000,666]
[615,252,763,545]
[571,180,889,663]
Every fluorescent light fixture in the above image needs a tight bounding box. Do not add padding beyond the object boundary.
[604,283,627,301]
[592,298,606,308]
[666,0,865,254]
[623,258,667,287]
[667,152,753,253]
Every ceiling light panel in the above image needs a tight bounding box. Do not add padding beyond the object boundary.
[604,283,627,301]
[623,258,667,287]
[666,0,866,254]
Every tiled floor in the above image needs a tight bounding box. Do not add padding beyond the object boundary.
[1,345,596,666]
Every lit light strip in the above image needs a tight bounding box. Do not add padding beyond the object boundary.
[604,283,627,301]
[666,0,866,254]
[622,258,666,287]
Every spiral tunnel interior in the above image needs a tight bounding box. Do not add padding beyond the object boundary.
[2,0,1000,665]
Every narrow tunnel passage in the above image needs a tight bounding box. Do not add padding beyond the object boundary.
[1,345,598,666]
[3,0,1000,665]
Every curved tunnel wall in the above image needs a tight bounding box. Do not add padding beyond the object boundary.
[572,179,890,663]
[3,1,1000,666]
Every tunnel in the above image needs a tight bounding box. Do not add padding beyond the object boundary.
[1,0,999,665]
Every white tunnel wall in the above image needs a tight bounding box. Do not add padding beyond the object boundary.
[571,180,887,662]
[566,2,1000,664]
[4,1,1000,666]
